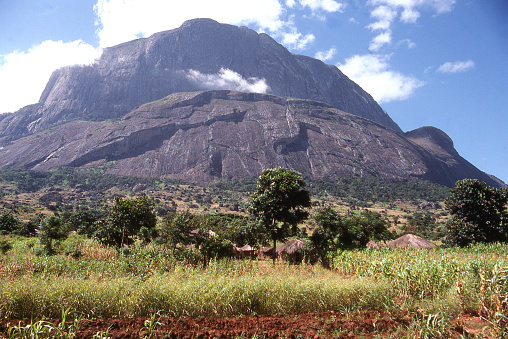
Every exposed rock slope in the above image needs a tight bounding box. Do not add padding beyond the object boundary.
[0,18,400,144]
[405,127,505,187]
[0,90,501,187]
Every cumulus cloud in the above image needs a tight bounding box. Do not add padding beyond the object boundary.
[94,0,288,48]
[281,30,316,50]
[0,40,100,113]
[184,68,270,93]
[437,60,475,73]
[365,0,455,52]
[299,0,346,13]
[338,54,425,103]
[369,31,392,52]
[315,47,337,61]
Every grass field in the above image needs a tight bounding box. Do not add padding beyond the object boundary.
[0,236,507,337]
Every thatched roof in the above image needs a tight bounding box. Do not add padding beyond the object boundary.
[386,234,436,249]
[239,244,256,252]
[276,239,305,255]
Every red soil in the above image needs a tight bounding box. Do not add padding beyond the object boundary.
[1,311,498,338]
[1,311,410,338]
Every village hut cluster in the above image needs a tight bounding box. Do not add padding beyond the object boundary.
[233,239,307,262]
[234,234,436,263]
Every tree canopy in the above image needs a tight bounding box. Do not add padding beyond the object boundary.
[445,179,508,247]
[246,168,311,261]
[94,196,157,247]
[310,207,391,266]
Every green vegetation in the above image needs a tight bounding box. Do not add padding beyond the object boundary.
[246,168,311,262]
[445,179,508,246]
[310,207,392,266]
[0,166,179,194]
[1,167,508,336]
[94,196,157,247]
[309,176,450,203]
[0,239,506,337]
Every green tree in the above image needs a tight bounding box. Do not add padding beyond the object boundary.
[445,179,508,247]
[39,215,67,254]
[246,168,311,262]
[0,213,21,235]
[310,207,391,266]
[63,210,99,237]
[94,196,156,247]
[160,210,198,248]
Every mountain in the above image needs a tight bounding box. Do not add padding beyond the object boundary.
[0,90,503,187]
[0,19,504,188]
[0,18,400,143]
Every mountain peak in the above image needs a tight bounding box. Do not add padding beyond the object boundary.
[1,19,402,138]
[0,20,503,187]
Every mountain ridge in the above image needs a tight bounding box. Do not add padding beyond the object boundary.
[0,90,503,187]
[0,18,401,142]
[0,19,504,188]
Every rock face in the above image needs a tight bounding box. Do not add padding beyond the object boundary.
[0,90,502,187]
[404,126,505,187]
[0,19,504,188]
[0,18,400,143]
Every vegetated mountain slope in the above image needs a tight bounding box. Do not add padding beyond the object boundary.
[0,90,501,187]
[0,18,400,145]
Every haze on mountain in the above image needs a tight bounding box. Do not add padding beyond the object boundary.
[0,19,504,188]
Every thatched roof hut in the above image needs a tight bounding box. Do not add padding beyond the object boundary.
[386,234,436,249]
[276,239,306,263]
[234,244,258,258]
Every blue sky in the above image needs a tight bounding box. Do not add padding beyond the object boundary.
[1,0,507,184]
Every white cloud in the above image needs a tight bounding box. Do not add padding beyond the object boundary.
[400,7,420,23]
[397,38,416,49]
[184,68,270,93]
[338,54,425,103]
[368,0,455,15]
[0,40,100,113]
[369,31,392,52]
[367,5,397,30]
[94,0,288,48]
[299,0,346,12]
[365,0,455,52]
[437,60,475,73]
[282,31,316,50]
[315,47,337,61]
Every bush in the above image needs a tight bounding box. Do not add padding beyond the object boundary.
[445,179,508,246]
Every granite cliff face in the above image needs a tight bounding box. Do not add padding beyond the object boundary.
[0,19,504,187]
[0,18,400,142]
[0,90,502,187]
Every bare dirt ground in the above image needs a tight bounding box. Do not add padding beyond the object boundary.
[2,310,497,338]
[0,311,410,338]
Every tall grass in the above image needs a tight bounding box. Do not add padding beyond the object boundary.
[331,243,508,314]
[0,237,507,324]
[0,263,394,319]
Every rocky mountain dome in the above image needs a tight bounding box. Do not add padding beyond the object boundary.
[0,18,400,144]
[0,19,504,188]
[0,90,503,187]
